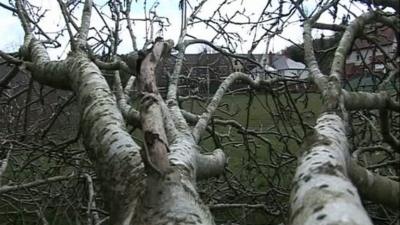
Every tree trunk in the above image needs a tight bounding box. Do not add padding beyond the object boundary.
[289,113,372,225]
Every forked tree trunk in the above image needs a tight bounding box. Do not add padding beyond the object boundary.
[23,38,219,224]
[14,0,223,222]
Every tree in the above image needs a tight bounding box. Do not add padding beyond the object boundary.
[0,0,398,225]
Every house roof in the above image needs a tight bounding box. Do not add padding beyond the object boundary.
[269,54,306,70]
[241,53,306,70]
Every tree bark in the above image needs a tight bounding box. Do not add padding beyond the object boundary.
[289,113,372,225]
[349,160,400,209]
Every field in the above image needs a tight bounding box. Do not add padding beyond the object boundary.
[182,91,322,158]
[181,91,322,224]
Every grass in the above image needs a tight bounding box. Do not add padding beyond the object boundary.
[181,91,322,224]
[182,91,322,155]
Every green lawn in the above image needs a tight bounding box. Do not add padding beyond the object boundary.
[181,91,322,224]
[182,91,322,155]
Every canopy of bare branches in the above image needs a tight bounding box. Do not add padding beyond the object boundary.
[0,0,398,225]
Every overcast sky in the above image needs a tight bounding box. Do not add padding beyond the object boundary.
[0,0,363,59]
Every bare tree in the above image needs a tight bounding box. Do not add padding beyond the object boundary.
[0,0,398,225]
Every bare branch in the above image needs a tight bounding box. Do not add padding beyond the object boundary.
[349,160,400,209]
[0,175,77,194]
[192,72,280,142]
[330,12,376,80]
[196,148,226,180]
[344,91,400,112]
[354,0,399,12]
[77,0,93,48]
[139,40,174,175]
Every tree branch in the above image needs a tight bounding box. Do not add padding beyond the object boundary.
[330,12,376,80]
[0,175,77,194]
[349,160,400,209]
[379,109,400,150]
[196,149,226,180]
[77,0,93,48]
[354,0,399,12]
[139,40,174,175]
[192,72,279,142]
[343,91,400,112]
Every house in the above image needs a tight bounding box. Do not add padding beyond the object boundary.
[156,51,234,96]
[268,54,309,80]
[157,52,311,95]
[250,53,308,79]
[345,26,397,78]
[248,53,310,91]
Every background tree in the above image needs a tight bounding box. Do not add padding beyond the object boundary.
[0,0,398,225]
